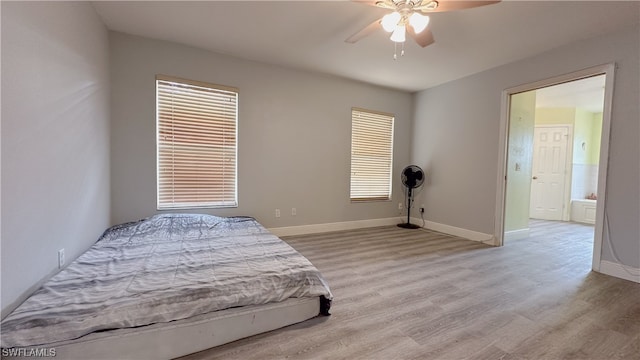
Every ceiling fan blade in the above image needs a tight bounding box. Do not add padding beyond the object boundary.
[345,19,383,44]
[415,0,501,12]
[407,26,435,47]
[351,0,396,10]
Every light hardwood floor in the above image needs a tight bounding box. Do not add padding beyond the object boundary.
[181,220,639,359]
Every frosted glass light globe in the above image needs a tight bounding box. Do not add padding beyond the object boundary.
[381,12,401,32]
[409,13,429,34]
[390,25,406,43]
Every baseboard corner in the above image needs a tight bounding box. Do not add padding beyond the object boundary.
[597,260,640,283]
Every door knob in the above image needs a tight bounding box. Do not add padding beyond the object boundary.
[532,176,538,180]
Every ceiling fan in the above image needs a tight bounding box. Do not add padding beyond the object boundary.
[346,0,501,54]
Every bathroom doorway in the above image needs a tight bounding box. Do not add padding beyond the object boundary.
[530,76,604,227]
[495,64,614,271]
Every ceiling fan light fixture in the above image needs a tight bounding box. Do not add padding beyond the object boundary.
[390,24,406,43]
[409,12,429,34]
[346,0,501,58]
[381,11,401,32]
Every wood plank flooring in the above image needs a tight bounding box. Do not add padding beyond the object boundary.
[180,220,640,359]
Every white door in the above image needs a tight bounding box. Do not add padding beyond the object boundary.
[530,126,569,220]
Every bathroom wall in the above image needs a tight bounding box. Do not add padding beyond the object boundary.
[504,90,536,233]
[571,109,601,199]
[533,107,602,200]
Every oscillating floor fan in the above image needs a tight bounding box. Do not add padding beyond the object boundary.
[398,165,425,229]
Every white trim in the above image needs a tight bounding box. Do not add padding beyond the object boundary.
[592,64,615,271]
[494,88,511,247]
[494,64,615,274]
[268,217,401,237]
[411,217,495,244]
[504,228,530,241]
[598,261,640,283]
[563,124,574,222]
[269,217,495,245]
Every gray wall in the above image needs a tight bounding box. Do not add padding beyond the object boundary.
[110,32,413,228]
[412,25,639,268]
[1,2,111,316]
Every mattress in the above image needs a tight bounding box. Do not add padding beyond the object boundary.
[1,214,332,349]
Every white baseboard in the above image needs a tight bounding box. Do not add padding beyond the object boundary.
[411,217,495,244]
[504,228,530,241]
[598,260,640,283]
[268,217,402,237]
[269,216,495,245]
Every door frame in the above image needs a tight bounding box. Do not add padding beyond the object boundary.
[530,124,574,222]
[494,63,615,272]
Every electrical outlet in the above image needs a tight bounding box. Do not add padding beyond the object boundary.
[58,249,65,269]
[275,209,281,218]
[398,202,403,210]
[420,207,425,213]
[291,208,297,216]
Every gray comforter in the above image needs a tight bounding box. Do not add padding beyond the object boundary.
[1,214,332,347]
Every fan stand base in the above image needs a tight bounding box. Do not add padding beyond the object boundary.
[397,223,421,229]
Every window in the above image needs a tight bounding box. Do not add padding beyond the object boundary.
[156,75,238,209]
[350,108,394,201]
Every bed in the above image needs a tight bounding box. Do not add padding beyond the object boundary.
[1,213,332,359]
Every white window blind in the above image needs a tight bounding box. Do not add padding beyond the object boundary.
[156,75,238,209]
[350,108,394,201]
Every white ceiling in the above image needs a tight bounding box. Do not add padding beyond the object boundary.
[536,75,606,113]
[92,1,640,93]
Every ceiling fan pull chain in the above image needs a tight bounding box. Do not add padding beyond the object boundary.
[401,42,405,57]
[393,42,398,60]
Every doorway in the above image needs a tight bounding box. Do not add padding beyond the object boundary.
[495,64,615,272]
